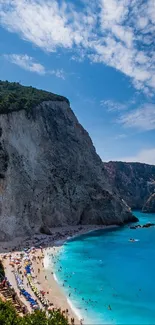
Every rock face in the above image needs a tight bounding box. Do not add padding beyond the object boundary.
[0,82,136,240]
[143,193,155,213]
[104,161,155,210]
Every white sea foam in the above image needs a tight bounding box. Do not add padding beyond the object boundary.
[53,272,84,321]
[44,254,50,269]
[53,273,59,283]
[67,298,83,321]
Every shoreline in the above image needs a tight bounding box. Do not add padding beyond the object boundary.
[0,224,118,323]
[43,224,119,323]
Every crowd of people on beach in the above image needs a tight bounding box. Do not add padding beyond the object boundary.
[2,248,54,312]
[0,227,108,324]
[0,232,88,324]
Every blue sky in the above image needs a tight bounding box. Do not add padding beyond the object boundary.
[0,0,155,164]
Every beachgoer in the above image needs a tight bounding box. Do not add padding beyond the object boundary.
[12,292,16,302]
[2,279,6,288]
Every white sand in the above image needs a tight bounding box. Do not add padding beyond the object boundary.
[0,224,118,323]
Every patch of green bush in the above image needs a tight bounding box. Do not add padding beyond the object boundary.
[0,80,69,114]
[0,299,69,325]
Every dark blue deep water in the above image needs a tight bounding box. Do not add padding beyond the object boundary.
[53,212,155,324]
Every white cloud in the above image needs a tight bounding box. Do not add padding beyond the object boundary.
[0,0,155,93]
[117,148,155,165]
[135,52,148,65]
[0,0,93,51]
[147,75,155,88]
[100,0,129,27]
[137,17,149,29]
[118,104,155,131]
[50,69,65,80]
[100,99,127,112]
[3,54,65,79]
[4,54,46,74]
[114,133,127,140]
[100,98,136,112]
[111,25,133,48]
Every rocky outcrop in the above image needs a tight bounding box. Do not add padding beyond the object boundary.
[143,193,155,213]
[130,222,155,229]
[104,161,155,210]
[0,83,137,241]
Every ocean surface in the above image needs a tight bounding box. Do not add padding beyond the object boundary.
[50,212,155,324]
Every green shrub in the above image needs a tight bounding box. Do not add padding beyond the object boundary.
[0,300,21,325]
[0,81,69,114]
[0,299,69,325]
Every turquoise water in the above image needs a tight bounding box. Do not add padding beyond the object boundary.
[52,212,155,324]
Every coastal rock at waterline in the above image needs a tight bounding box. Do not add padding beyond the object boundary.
[142,193,155,213]
[0,81,137,240]
[130,223,155,229]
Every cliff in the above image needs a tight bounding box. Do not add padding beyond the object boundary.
[0,81,136,240]
[104,161,155,210]
[143,193,155,213]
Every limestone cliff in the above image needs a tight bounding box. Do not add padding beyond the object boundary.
[0,81,136,240]
[104,161,155,210]
[143,193,155,213]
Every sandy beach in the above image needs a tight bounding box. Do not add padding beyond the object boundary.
[0,224,117,324]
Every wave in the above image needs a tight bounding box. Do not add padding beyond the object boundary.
[44,254,50,269]
[67,298,83,321]
[53,272,84,321]
[53,273,59,283]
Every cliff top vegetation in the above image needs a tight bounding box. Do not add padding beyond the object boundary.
[0,80,69,114]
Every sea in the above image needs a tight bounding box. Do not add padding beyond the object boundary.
[49,211,155,324]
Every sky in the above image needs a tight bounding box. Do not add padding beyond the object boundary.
[0,0,155,164]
